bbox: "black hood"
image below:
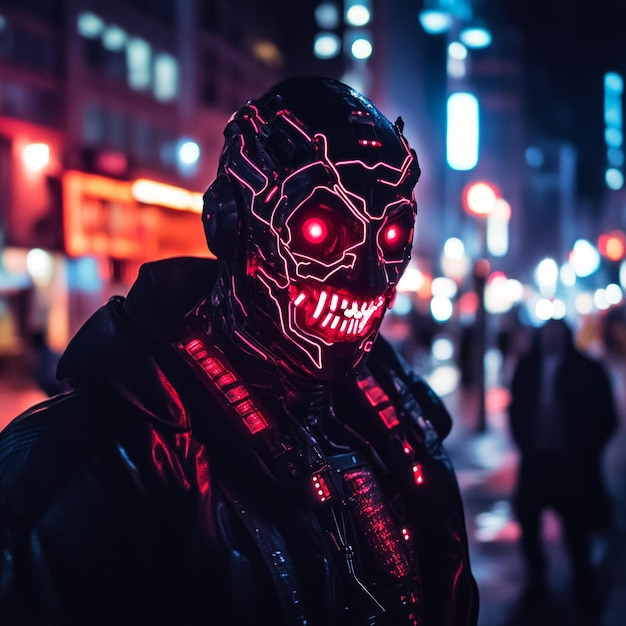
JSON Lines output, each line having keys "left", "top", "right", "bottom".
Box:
{"left": 57, "top": 257, "right": 219, "bottom": 431}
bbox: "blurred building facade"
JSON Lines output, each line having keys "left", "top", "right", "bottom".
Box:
{"left": 0, "top": 0, "right": 623, "bottom": 368}
{"left": 0, "top": 0, "right": 318, "bottom": 356}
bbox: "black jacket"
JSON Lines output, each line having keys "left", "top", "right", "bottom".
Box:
{"left": 508, "top": 342, "right": 617, "bottom": 457}
{"left": 0, "top": 257, "right": 478, "bottom": 625}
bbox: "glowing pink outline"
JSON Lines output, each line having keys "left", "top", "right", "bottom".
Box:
{"left": 229, "top": 106, "right": 415, "bottom": 372}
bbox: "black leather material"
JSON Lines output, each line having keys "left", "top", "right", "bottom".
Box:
{"left": 0, "top": 257, "right": 478, "bottom": 625}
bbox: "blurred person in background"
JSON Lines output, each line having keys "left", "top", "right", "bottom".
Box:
{"left": 0, "top": 77, "right": 478, "bottom": 625}
{"left": 508, "top": 317, "right": 618, "bottom": 613}
{"left": 29, "top": 329, "right": 71, "bottom": 397}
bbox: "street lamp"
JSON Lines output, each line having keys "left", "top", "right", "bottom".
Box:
{"left": 462, "top": 180, "right": 499, "bottom": 215}
{"left": 462, "top": 180, "right": 501, "bottom": 433}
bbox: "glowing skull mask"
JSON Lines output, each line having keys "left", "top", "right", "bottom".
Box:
{"left": 207, "top": 78, "right": 420, "bottom": 381}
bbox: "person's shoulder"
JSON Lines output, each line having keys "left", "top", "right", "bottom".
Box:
{"left": 0, "top": 391, "right": 106, "bottom": 501}
{"left": 370, "top": 335, "right": 452, "bottom": 440}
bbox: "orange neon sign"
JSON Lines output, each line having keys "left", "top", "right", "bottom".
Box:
{"left": 62, "top": 171, "right": 211, "bottom": 260}
{"left": 131, "top": 179, "right": 203, "bottom": 213}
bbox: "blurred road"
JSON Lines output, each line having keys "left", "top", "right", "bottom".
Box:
{"left": 1, "top": 356, "right": 625, "bottom": 626}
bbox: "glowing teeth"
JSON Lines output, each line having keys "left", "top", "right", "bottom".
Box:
{"left": 312, "top": 290, "right": 328, "bottom": 319}
{"left": 293, "top": 289, "right": 385, "bottom": 339}
{"left": 344, "top": 302, "right": 362, "bottom": 319}
{"left": 321, "top": 312, "right": 334, "bottom": 328}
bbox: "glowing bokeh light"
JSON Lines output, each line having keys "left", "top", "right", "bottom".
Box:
{"left": 350, "top": 37, "right": 372, "bottom": 59}
{"left": 77, "top": 12, "right": 104, "bottom": 38}
{"left": 534, "top": 258, "right": 558, "bottom": 296}
{"left": 346, "top": 4, "right": 371, "bottom": 27}
{"left": 444, "top": 237, "right": 465, "bottom": 259}
{"left": 552, "top": 299, "right": 567, "bottom": 319}
{"left": 22, "top": 143, "right": 50, "bottom": 171}
{"left": 178, "top": 140, "right": 200, "bottom": 165}
{"left": 391, "top": 293, "right": 412, "bottom": 315}
{"left": 535, "top": 298, "right": 554, "bottom": 321}
{"left": 594, "top": 289, "right": 610, "bottom": 310}
{"left": 570, "top": 239, "right": 601, "bottom": 277}
{"left": 26, "top": 248, "right": 53, "bottom": 285}
{"left": 560, "top": 263, "right": 577, "bottom": 287}
{"left": 605, "top": 283, "right": 623, "bottom": 305}
{"left": 431, "top": 276, "right": 457, "bottom": 299}
{"left": 459, "top": 25, "right": 492, "bottom": 49}
{"left": 314, "top": 33, "right": 341, "bottom": 58}
{"left": 418, "top": 9, "right": 453, "bottom": 34}
{"left": 315, "top": 3, "right": 340, "bottom": 29}
{"left": 432, "top": 336, "right": 455, "bottom": 361}
{"left": 431, "top": 296, "right": 453, "bottom": 322}
{"left": 397, "top": 266, "right": 425, "bottom": 293}
{"left": 463, "top": 181, "right": 498, "bottom": 215}
{"left": 575, "top": 292, "right": 594, "bottom": 315}
{"left": 448, "top": 42, "right": 467, "bottom": 60}
{"left": 605, "top": 168, "right": 624, "bottom": 190}
{"left": 447, "top": 93, "right": 479, "bottom": 171}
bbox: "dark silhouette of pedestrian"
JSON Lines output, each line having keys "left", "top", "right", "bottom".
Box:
{"left": 30, "top": 330, "right": 71, "bottom": 397}
{"left": 507, "top": 318, "right": 618, "bottom": 612}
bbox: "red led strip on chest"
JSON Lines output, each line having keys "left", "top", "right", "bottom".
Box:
{"left": 182, "top": 338, "right": 269, "bottom": 435}
{"left": 357, "top": 373, "right": 424, "bottom": 486}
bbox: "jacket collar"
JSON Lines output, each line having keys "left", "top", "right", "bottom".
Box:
{"left": 58, "top": 257, "right": 220, "bottom": 432}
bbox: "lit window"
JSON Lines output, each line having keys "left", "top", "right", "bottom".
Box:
{"left": 346, "top": 2, "right": 371, "bottom": 27}
{"left": 606, "top": 167, "right": 624, "bottom": 190}
{"left": 77, "top": 12, "right": 104, "bottom": 39}
{"left": 127, "top": 37, "right": 151, "bottom": 91}
{"left": 314, "top": 33, "right": 340, "bottom": 59}
{"left": 350, "top": 37, "right": 372, "bottom": 60}
{"left": 82, "top": 102, "right": 104, "bottom": 143}
{"left": 315, "top": 3, "right": 340, "bottom": 29}
{"left": 154, "top": 52, "right": 178, "bottom": 101}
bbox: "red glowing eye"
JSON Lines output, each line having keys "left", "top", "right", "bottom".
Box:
{"left": 385, "top": 226, "right": 399, "bottom": 243}
{"left": 383, "top": 224, "right": 401, "bottom": 246}
{"left": 302, "top": 217, "right": 328, "bottom": 244}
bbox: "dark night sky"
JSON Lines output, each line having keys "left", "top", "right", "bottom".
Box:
{"left": 496, "top": 0, "right": 626, "bottom": 202}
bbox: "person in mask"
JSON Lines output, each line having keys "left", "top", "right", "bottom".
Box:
{"left": 0, "top": 77, "right": 478, "bottom": 626}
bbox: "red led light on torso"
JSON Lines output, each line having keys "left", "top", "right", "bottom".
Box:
{"left": 412, "top": 464, "right": 424, "bottom": 485}
{"left": 312, "top": 473, "right": 332, "bottom": 502}
{"left": 181, "top": 338, "right": 269, "bottom": 435}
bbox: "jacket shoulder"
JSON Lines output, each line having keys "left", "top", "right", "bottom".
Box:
{"left": 370, "top": 335, "right": 453, "bottom": 440}
{"left": 0, "top": 392, "right": 93, "bottom": 485}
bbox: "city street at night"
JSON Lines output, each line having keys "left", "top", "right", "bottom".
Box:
{"left": 2, "top": 1, "right": 626, "bottom": 623}
{"left": 2, "top": 353, "right": 625, "bottom": 626}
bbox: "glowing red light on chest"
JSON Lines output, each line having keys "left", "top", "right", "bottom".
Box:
{"left": 312, "top": 473, "right": 332, "bottom": 502}
{"left": 343, "top": 467, "right": 411, "bottom": 580}
{"left": 412, "top": 464, "right": 424, "bottom": 485}
{"left": 356, "top": 375, "right": 400, "bottom": 429}
{"left": 182, "top": 338, "right": 269, "bottom": 435}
